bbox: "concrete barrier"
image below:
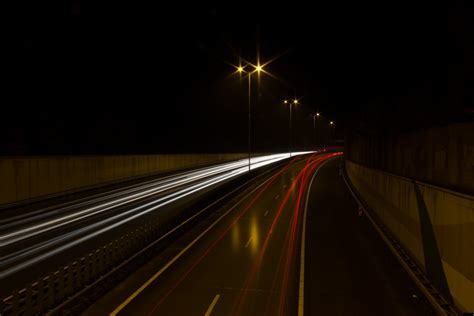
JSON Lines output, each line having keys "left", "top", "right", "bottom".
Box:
{"left": 346, "top": 160, "right": 474, "bottom": 313}
{"left": 0, "top": 154, "right": 249, "bottom": 208}
{"left": 345, "top": 122, "right": 474, "bottom": 194}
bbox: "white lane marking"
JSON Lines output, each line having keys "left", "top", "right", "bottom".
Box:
{"left": 298, "top": 157, "right": 337, "bottom": 316}
{"left": 110, "top": 167, "right": 281, "bottom": 316}
{"left": 275, "top": 194, "right": 280, "bottom": 200}
{"left": 205, "top": 294, "right": 220, "bottom": 316}
{"left": 245, "top": 237, "right": 253, "bottom": 248}
{"left": 264, "top": 210, "right": 269, "bottom": 217}
{"left": 283, "top": 184, "right": 287, "bottom": 189}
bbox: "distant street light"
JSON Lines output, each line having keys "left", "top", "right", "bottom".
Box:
{"left": 312, "top": 113, "right": 321, "bottom": 148}
{"left": 284, "top": 98, "right": 298, "bottom": 157}
{"left": 329, "top": 121, "right": 335, "bottom": 144}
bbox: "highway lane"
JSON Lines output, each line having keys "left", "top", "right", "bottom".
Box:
{"left": 304, "top": 159, "right": 435, "bottom": 315}
{"left": 86, "top": 152, "right": 435, "bottom": 316}
{"left": 86, "top": 152, "right": 341, "bottom": 315}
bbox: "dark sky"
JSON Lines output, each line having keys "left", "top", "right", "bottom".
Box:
{"left": 3, "top": 2, "right": 473, "bottom": 155}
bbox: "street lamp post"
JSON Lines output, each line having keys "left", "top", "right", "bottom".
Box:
{"left": 313, "top": 112, "right": 320, "bottom": 149}
{"left": 247, "top": 71, "right": 251, "bottom": 171}
{"left": 284, "top": 99, "right": 298, "bottom": 157}
{"left": 329, "top": 121, "right": 335, "bottom": 144}
{"left": 238, "top": 65, "right": 262, "bottom": 171}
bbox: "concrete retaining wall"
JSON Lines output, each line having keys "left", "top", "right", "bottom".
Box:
{"left": 345, "top": 122, "right": 474, "bottom": 194}
{"left": 346, "top": 160, "right": 474, "bottom": 312}
{"left": 0, "top": 154, "right": 248, "bottom": 207}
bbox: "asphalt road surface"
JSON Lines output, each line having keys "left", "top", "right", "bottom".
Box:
{"left": 86, "top": 153, "right": 434, "bottom": 316}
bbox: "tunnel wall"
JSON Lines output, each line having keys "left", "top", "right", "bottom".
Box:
{"left": 0, "top": 154, "right": 248, "bottom": 208}
{"left": 346, "top": 160, "right": 474, "bottom": 312}
{"left": 345, "top": 122, "right": 474, "bottom": 195}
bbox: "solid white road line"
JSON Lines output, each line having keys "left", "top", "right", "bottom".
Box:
{"left": 205, "top": 294, "right": 220, "bottom": 316}
{"left": 298, "top": 157, "right": 337, "bottom": 316}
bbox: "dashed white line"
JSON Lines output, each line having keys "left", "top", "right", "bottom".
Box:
{"left": 245, "top": 237, "right": 253, "bottom": 248}
{"left": 275, "top": 194, "right": 280, "bottom": 200}
{"left": 110, "top": 171, "right": 278, "bottom": 316}
{"left": 205, "top": 294, "right": 220, "bottom": 316}
{"left": 264, "top": 210, "right": 269, "bottom": 217}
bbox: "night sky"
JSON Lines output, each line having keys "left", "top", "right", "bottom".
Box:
{"left": 4, "top": 2, "right": 473, "bottom": 155}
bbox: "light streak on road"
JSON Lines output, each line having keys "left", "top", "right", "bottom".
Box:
{"left": 0, "top": 152, "right": 311, "bottom": 279}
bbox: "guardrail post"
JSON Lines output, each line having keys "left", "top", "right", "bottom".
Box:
{"left": 84, "top": 255, "right": 91, "bottom": 284}
{"left": 65, "top": 265, "right": 74, "bottom": 296}
{"left": 47, "top": 275, "right": 55, "bottom": 308}
{"left": 24, "top": 283, "right": 33, "bottom": 315}
{"left": 57, "top": 268, "right": 65, "bottom": 302}
{"left": 90, "top": 252, "right": 97, "bottom": 279}
{"left": 111, "top": 240, "right": 117, "bottom": 264}
{"left": 11, "top": 289, "right": 20, "bottom": 315}
{"left": 37, "top": 277, "right": 45, "bottom": 312}
{"left": 104, "top": 244, "right": 111, "bottom": 269}
{"left": 97, "top": 248, "right": 104, "bottom": 275}
{"left": 77, "top": 259, "right": 84, "bottom": 289}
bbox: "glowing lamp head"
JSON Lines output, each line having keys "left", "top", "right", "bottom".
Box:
{"left": 237, "top": 66, "right": 244, "bottom": 72}
{"left": 330, "top": 121, "right": 334, "bottom": 125}
{"left": 316, "top": 113, "right": 320, "bottom": 117}
{"left": 255, "top": 65, "right": 262, "bottom": 72}
{"left": 293, "top": 99, "right": 298, "bottom": 105}
{"left": 283, "top": 100, "right": 288, "bottom": 104}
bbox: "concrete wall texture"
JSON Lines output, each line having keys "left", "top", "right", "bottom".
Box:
{"left": 0, "top": 154, "right": 248, "bottom": 207}
{"left": 345, "top": 122, "right": 474, "bottom": 194}
{"left": 346, "top": 160, "right": 474, "bottom": 312}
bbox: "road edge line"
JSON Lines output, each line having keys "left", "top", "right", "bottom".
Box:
{"left": 341, "top": 162, "right": 456, "bottom": 316}
{"left": 297, "top": 156, "right": 338, "bottom": 316}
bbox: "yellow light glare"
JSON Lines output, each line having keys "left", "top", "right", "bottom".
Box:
{"left": 283, "top": 100, "right": 288, "bottom": 104}
{"left": 255, "top": 65, "right": 262, "bottom": 72}
{"left": 316, "top": 113, "right": 320, "bottom": 117}
{"left": 330, "top": 121, "right": 334, "bottom": 125}
{"left": 237, "top": 67, "right": 244, "bottom": 72}
{"left": 293, "top": 99, "right": 298, "bottom": 104}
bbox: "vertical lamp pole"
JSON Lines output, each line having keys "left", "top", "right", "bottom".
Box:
{"left": 313, "top": 112, "right": 320, "bottom": 149}
{"left": 248, "top": 72, "right": 251, "bottom": 171}
{"left": 330, "top": 121, "right": 335, "bottom": 144}
{"left": 238, "top": 65, "right": 262, "bottom": 171}
{"left": 284, "top": 99, "right": 298, "bottom": 157}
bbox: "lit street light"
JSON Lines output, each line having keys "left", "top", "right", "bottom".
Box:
{"left": 284, "top": 98, "right": 298, "bottom": 157}
{"left": 234, "top": 63, "right": 265, "bottom": 171}
{"left": 312, "top": 113, "right": 321, "bottom": 148}
{"left": 329, "top": 121, "right": 335, "bottom": 144}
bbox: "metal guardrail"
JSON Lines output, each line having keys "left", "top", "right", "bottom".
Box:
{"left": 1, "top": 215, "right": 164, "bottom": 315}
{"left": 341, "top": 163, "right": 461, "bottom": 316}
